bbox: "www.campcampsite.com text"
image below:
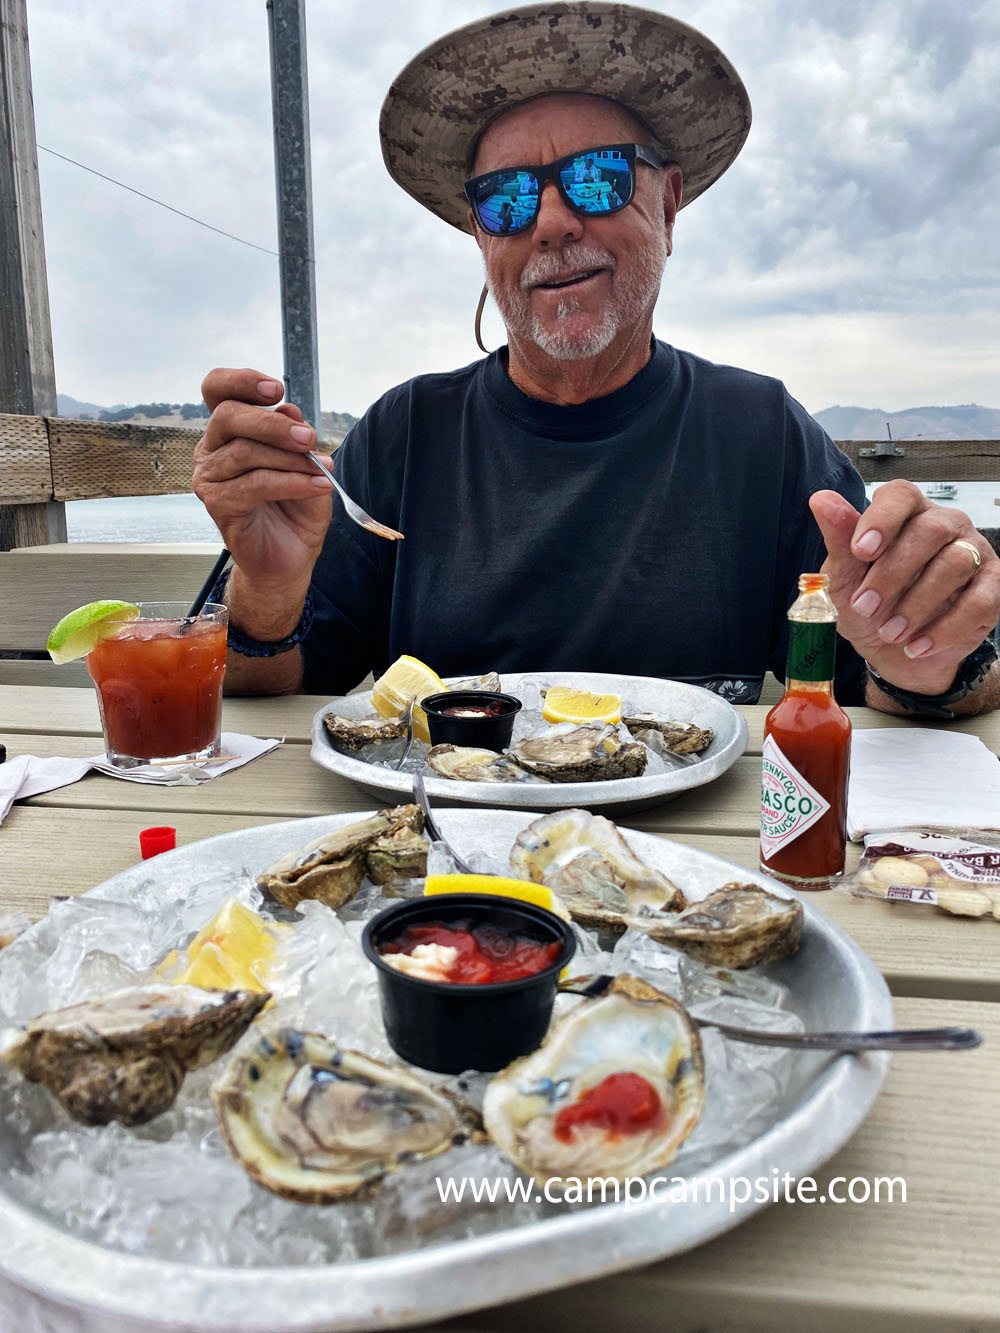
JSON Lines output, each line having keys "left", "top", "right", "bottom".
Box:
{"left": 435, "top": 1171, "right": 907, "bottom": 1211}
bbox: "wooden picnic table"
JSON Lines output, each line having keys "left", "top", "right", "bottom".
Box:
{"left": 1, "top": 684, "right": 998, "bottom": 1330}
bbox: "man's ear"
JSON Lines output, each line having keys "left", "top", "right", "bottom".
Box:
{"left": 662, "top": 165, "right": 683, "bottom": 254}
{"left": 468, "top": 209, "right": 486, "bottom": 250}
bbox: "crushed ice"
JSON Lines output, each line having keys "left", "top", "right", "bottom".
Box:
{"left": 0, "top": 837, "right": 803, "bottom": 1267}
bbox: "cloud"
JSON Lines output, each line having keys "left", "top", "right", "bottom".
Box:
{"left": 23, "top": 0, "right": 1000, "bottom": 414}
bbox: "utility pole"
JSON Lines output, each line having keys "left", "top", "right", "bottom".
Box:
{"left": 0, "top": 0, "right": 66, "bottom": 547}
{"left": 267, "top": 0, "right": 322, "bottom": 435}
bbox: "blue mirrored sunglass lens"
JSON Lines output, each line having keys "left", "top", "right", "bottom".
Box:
{"left": 474, "top": 172, "right": 538, "bottom": 233}
{"left": 559, "top": 150, "right": 633, "bottom": 213}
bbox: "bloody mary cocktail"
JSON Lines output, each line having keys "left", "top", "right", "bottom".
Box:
{"left": 87, "top": 602, "right": 227, "bottom": 766}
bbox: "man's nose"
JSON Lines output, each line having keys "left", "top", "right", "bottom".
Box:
{"left": 532, "top": 181, "right": 584, "bottom": 245}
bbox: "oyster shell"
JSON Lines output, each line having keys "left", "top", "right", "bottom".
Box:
{"left": 322, "top": 712, "right": 407, "bottom": 751}
{"left": 509, "top": 809, "right": 686, "bottom": 929}
{"left": 511, "top": 723, "right": 647, "bottom": 783}
{"left": 212, "top": 1030, "right": 480, "bottom": 1203}
{"left": 257, "top": 805, "right": 426, "bottom": 909}
{"left": 0, "top": 984, "right": 268, "bottom": 1126}
{"left": 366, "top": 824, "right": 430, "bottom": 884}
{"left": 483, "top": 974, "right": 703, "bottom": 1186}
{"left": 448, "top": 672, "right": 502, "bottom": 693}
{"left": 622, "top": 714, "right": 714, "bottom": 755}
{"left": 426, "top": 744, "right": 535, "bottom": 784}
{"left": 636, "top": 883, "right": 804, "bottom": 968}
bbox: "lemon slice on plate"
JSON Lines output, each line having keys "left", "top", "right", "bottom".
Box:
{"left": 425, "top": 873, "right": 572, "bottom": 922}
{"left": 157, "top": 897, "right": 288, "bottom": 994}
{"left": 46, "top": 600, "right": 140, "bottom": 664}
{"left": 371, "top": 654, "right": 445, "bottom": 743}
{"left": 541, "top": 686, "right": 622, "bottom": 725}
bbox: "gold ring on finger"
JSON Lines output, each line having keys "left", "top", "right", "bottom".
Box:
{"left": 951, "top": 538, "right": 982, "bottom": 576}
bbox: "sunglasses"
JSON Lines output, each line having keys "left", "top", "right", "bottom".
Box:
{"left": 464, "top": 143, "right": 664, "bottom": 237}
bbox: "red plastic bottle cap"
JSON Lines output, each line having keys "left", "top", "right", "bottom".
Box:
{"left": 140, "top": 826, "right": 177, "bottom": 859}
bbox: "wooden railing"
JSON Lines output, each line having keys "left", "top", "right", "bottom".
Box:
{"left": 2, "top": 411, "right": 999, "bottom": 549}
{"left": 838, "top": 439, "right": 1000, "bottom": 486}
{"left": 0, "top": 412, "right": 342, "bottom": 549}
{"left": 1, "top": 414, "right": 998, "bottom": 686}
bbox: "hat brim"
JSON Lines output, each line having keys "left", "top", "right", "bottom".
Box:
{"left": 380, "top": 2, "right": 751, "bottom": 233}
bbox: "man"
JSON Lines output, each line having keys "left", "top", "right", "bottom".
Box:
{"left": 574, "top": 155, "right": 601, "bottom": 183}
{"left": 193, "top": 3, "right": 1000, "bottom": 718}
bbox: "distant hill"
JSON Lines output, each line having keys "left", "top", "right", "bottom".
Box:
{"left": 56, "top": 393, "right": 106, "bottom": 418}
{"left": 815, "top": 404, "right": 1000, "bottom": 441}
{"left": 56, "top": 395, "right": 358, "bottom": 444}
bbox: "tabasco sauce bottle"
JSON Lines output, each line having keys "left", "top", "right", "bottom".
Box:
{"left": 760, "top": 573, "right": 851, "bottom": 888}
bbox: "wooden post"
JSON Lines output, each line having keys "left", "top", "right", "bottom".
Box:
{"left": 0, "top": 0, "right": 66, "bottom": 546}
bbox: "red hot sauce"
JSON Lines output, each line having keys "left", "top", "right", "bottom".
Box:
{"left": 760, "top": 573, "right": 851, "bottom": 888}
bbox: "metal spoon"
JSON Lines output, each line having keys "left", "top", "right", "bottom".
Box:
{"left": 557, "top": 975, "right": 981, "bottom": 1051}
{"left": 412, "top": 773, "right": 477, "bottom": 875}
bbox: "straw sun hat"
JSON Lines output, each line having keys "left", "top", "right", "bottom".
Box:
{"left": 380, "top": 2, "right": 752, "bottom": 234}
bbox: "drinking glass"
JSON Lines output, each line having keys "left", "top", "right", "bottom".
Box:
{"left": 86, "top": 602, "right": 228, "bottom": 768}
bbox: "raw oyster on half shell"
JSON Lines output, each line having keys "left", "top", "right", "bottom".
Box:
{"left": 622, "top": 714, "right": 714, "bottom": 755}
{"left": 636, "top": 883, "right": 804, "bottom": 969}
{"left": 483, "top": 974, "right": 703, "bottom": 1186}
{"left": 212, "top": 1029, "right": 480, "bottom": 1203}
{"left": 448, "top": 672, "right": 502, "bottom": 694}
{"left": 257, "top": 805, "right": 427, "bottom": 909}
{"left": 322, "top": 713, "right": 407, "bottom": 751}
{"left": 511, "top": 723, "right": 647, "bottom": 783}
{"left": 426, "top": 744, "right": 536, "bottom": 784}
{"left": 509, "top": 809, "right": 686, "bottom": 929}
{"left": 0, "top": 984, "right": 268, "bottom": 1126}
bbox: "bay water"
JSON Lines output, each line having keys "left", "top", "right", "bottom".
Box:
{"left": 66, "top": 482, "right": 1000, "bottom": 543}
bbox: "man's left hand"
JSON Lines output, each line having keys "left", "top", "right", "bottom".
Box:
{"left": 809, "top": 480, "right": 1000, "bottom": 695}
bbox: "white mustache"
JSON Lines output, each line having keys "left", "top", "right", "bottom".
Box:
{"left": 519, "top": 246, "right": 616, "bottom": 290}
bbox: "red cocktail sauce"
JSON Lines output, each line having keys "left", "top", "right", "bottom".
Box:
{"left": 553, "top": 1072, "right": 664, "bottom": 1142}
{"left": 441, "top": 700, "right": 507, "bottom": 718}
{"left": 381, "top": 921, "right": 561, "bottom": 984}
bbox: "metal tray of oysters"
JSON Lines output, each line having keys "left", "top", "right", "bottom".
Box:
{"left": 311, "top": 670, "right": 750, "bottom": 812}
{"left": 0, "top": 806, "right": 891, "bottom": 1332}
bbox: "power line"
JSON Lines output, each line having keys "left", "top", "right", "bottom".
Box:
{"left": 36, "top": 144, "right": 281, "bottom": 257}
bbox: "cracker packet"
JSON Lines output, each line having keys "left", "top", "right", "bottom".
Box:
{"left": 844, "top": 830, "right": 1000, "bottom": 919}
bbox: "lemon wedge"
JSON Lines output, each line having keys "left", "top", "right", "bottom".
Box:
{"left": 371, "top": 654, "right": 445, "bottom": 743}
{"left": 425, "top": 873, "right": 572, "bottom": 922}
{"left": 541, "top": 686, "right": 622, "bottom": 725}
{"left": 46, "top": 600, "right": 140, "bottom": 664}
{"left": 157, "top": 897, "right": 289, "bottom": 993}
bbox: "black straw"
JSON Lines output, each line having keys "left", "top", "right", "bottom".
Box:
{"left": 188, "top": 547, "right": 231, "bottom": 617}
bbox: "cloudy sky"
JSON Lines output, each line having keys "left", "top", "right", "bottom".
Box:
{"left": 23, "top": 0, "right": 1000, "bottom": 419}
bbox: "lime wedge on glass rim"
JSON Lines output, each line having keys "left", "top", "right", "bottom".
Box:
{"left": 46, "top": 600, "right": 141, "bottom": 664}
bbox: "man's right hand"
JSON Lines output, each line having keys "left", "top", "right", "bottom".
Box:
{"left": 193, "top": 368, "right": 334, "bottom": 592}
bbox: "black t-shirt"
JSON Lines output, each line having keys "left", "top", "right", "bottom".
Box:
{"left": 302, "top": 341, "right": 868, "bottom": 703}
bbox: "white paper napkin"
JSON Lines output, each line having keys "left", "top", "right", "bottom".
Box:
{"left": 0, "top": 732, "right": 282, "bottom": 826}
{"left": 847, "top": 728, "right": 1000, "bottom": 840}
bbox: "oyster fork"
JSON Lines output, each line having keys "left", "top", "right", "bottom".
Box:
{"left": 308, "top": 451, "right": 404, "bottom": 542}
{"left": 557, "top": 976, "right": 981, "bottom": 1051}
{"left": 412, "top": 774, "right": 477, "bottom": 875}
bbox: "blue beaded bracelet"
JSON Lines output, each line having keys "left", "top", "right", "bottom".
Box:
{"left": 207, "top": 566, "right": 315, "bottom": 657}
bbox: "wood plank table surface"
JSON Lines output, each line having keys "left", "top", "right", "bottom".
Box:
{"left": 1, "top": 686, "right": 998, "bottom": 1331}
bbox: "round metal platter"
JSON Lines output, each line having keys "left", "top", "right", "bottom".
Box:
{"left": 310, "top": 671, "right": 750, "bottom": 812}
{"left": 0, "top": 809, "right": 891, "bottom": 1333}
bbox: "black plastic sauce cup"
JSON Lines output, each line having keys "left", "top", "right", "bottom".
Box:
{"left": 361, "top": 893, "right": 576, "bottom": 1073}
{"left": 420, "top": 691, "right": 522, "bottom": 750}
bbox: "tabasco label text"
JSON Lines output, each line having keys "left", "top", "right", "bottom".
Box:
{"left": 760, "top": 734, "right": 831, "bottom": 860}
